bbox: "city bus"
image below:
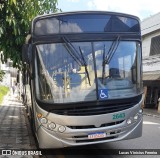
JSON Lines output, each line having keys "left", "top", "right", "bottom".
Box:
{"left": 22, "top": 11, "right": 143, "bottom": 149}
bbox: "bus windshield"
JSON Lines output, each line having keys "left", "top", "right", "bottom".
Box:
{"left": 35, "top": 40, "right": 141, "bottom": 103}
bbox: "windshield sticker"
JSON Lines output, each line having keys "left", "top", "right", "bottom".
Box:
{"left": 98, "top": 89, "right": 108, "bottom": 100}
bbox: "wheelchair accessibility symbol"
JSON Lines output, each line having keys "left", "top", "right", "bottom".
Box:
{"left": 98, "top": 89, "right": 108, "bottom": 100}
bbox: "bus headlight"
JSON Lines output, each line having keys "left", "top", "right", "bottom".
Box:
{"left": 48, "top": 123, "right": 56, "bottom": 130}
{"left": 40, "top": 117, "right": 48, "bottom": 124}
{"left": 139, "top": 109, "right": 143, "bottom": 114}
{"left": 58, "top": 126, "right": 66, "bottom": 133}
{"left": 134, "top": 114, "right": 138, "bottom": 120}
{"left": 127, "top": 119, "right": 132, "bottom": 125}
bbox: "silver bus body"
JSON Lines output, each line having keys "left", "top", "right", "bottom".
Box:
{"left": 22, "top": 11, "right": 143, "bottom": 149}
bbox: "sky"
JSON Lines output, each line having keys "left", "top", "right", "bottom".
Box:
{"left": 57, "top": 0, "right": 160, "bottom": 21}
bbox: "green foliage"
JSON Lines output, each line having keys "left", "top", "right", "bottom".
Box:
{"left": 0, "top": 70, "right": 5, "bottom": 82}
{"left": 0, "top": 85, "right": 9, "bottom": 104}
{"left": 0, "top": 0, "right": 59, "bottom": 68}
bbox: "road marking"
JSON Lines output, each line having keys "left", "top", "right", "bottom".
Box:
{"left": 143, "top": 121, "right": 160, "bottom": 125}
{"left": 8, "top": 115, "right": 19, "bottom": 119}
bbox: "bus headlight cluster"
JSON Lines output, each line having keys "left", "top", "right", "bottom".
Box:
{"left": 37, "top": 113, "right": 66, "bottom": 132}
{"left": 127, "top": 114, "right": 138, "bottom": 124}
{"left": 40, "top": 117, "right": 57, "bottom": 130}
{"left": 133, "top": 108, "right": 143, "bottom": 121}
{"left": 127, "top": 110, "right": 142, "bottom": 125}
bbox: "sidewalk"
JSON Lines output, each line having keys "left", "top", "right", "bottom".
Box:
{"left": 0, "top": 92, "right": 37, "bottom": 158}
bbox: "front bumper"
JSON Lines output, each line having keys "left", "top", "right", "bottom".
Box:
{"left": 36, "top": 106, "right": 143, "bottom": 148}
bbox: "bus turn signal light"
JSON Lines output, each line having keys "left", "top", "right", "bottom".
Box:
{"left": 37, "top": 113, "right": 42, "bottom": 118}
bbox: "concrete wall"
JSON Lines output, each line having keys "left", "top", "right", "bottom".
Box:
{"left": 141, "top": 12, "right": 160, "bottom": 58}
{"left": 142, "top": 30, "right": 160, "bottom": 58}
{"left": 141, "top": 12, "right": 160, "bottom": 36}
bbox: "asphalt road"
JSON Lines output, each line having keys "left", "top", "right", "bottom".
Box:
{"left": 41, "top": 115, "right": 160, "bottom": 158}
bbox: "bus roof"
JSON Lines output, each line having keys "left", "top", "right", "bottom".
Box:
{"left": 32, "top": 11, "right": 141, "bottom": 37}
{"left": 33, "top": 11, "right": 140, "bottom": 21}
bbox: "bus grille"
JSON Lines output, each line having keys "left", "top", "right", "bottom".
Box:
{"left": 67, "top": 120, "right": 124, "bottom": 129}
{"left": 53, "top": 102, "right": 135, "bottom": 116}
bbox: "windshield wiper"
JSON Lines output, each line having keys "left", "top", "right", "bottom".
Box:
{"left": 103, "top": 36, "right": 120, "bottom": 65}
{"left": 102, "top": 45, "right": 106, "bottom": 84}
{"left": 62, "top": 36, "right": 91, "bottom": 86}
{"left": 62, "top": 36, "right": 82, "bottom": 66}
{"left": 79, "top": 47, "right": 91, "bottom": 86}
{"left": 102, "top": 36, "right": 120, "bottom": 82}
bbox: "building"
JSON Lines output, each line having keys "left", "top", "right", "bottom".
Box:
{"left": 0, "top": 52, "right": 18, "bottom": 87}
{"left": 142, "top": 12, "right": 160, "bottom": 109}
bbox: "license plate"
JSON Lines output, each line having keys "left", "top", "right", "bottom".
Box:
{"left": 88, "top": 132, "right": 106, "bottom": 139}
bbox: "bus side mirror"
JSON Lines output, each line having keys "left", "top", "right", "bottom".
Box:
{"left": 22, "top": 44, "right": 31, "bottom": 64}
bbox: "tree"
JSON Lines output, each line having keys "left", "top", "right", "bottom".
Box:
{"left": 0, "top": 0, "right": 58, "bottom": 68}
